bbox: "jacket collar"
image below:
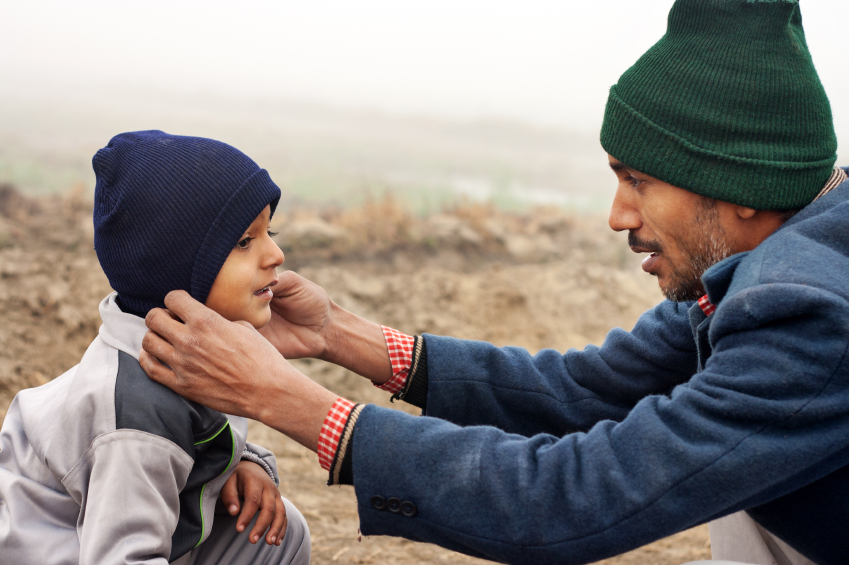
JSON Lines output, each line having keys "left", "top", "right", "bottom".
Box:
{"left": 699, "top": 169, "right": 848, "bottom": 310}
{"left": 98, "top": 292, "right": 148, "bottom": 361}
{"left": 700, "top": 252, "right": 748, "bottom": 307}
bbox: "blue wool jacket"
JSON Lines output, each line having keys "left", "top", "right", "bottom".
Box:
{"left": 349, "top": 172, "right": 849, "bottom": 564}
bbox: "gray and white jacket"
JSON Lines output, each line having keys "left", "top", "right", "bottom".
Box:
{"left": 0, "top": 293, "right": 279, "bottom": 565}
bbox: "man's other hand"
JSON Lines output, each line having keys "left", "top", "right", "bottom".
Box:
{"left": 259, "top": 271, "right": 394, "bottom": 385}
{"left": 258, "top": 271, "right": 334, "bottom": 360}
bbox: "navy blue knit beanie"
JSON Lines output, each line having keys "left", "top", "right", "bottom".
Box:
{"left": 93, "top": 130, "right": 281, "bottom": 317}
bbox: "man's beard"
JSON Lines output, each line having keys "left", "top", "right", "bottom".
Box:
{"left": 629, "top": 198, "right": 734, "bottom": 302}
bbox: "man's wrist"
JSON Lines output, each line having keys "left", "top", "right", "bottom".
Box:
{"left": 317, "top": 303, "right": 393, "bottom": 384}
{"left": 255, "top": 365, "right": 339, "bottom": 452}
{"left": 316, "top": 301, "right": 350, "bottom": 365}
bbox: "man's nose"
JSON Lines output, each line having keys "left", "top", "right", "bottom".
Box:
{"left": 608, "top": 186, "right": 641, "bottom": 233}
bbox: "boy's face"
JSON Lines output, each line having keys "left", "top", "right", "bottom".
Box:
{"left": 205, "top": 205, "right": 284, "bottom": 328}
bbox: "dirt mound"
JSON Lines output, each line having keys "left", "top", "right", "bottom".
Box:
{"left": 0, "top": 186, "right": 709, "bottom": 564}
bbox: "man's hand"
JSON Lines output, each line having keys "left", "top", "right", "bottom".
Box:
{"left": 140, "top": 290, "right": 338, "bottom": 450}
{"left": 260, "top": 271, "right": 395, "bottom": 384}
{"left": 258, "top": 271, "right": 334, "bottom": 359}
{"left": 221, "top": 461, "right": 287, "bottom": 546}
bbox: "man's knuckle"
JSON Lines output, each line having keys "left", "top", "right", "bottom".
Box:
{"left": 181, "top": 333, "right": 202, "bottom": 355}
{"left": 141, "top": 332, "right": 155, "bottom": 351}
{"left": 195, "top": 312, "right": 217, "bottom": 332}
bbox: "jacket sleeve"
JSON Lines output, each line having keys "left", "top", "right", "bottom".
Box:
{"left": 241, "top": 442, "right": 280, "bottom": 486}
{"left": 71, "top": 430, "right": 194, "bottom": 565}
{"left": 421, "top": 299, "right": 698, "bottom": 436}
{"left": 351, "top": 284, "right": 849, "bottom": 565}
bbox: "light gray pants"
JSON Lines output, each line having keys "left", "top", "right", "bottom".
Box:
{"left": 172, "top": 496, "right": 310, "bottom": 565}
{"left": 704, "top": 511, "right": 815, "bottom": 565}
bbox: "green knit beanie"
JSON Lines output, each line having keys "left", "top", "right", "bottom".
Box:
{"left": 600, "top": 0, "right": 837, "bottom": 210}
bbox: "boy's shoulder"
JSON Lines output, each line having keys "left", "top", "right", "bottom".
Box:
{"left": 114, "top": 349, "right": 230, "bottom": 458}
{"left": 96, "top": 292, "right": 237, "bottom": 457}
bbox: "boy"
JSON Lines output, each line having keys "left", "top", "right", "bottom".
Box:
{"left": 0, "top": 131, "right": 310, "bottom": 564}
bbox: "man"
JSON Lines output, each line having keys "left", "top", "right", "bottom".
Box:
{"left": 141, "top": 1, "right": 849, "bottom": 563}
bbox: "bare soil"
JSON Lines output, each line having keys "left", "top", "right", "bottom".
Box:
{"left": 0, "top": 187, "right": 711, "bottom": 564}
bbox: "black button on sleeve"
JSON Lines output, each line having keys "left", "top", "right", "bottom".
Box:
{"left": 400, "top": 501, "right": 418, "bottom": 517}
{"left": 371, "top": 495, "right": 386, "bottom": 511}
{"left": 387, "top": 497, "right": 402, "bottom": 513}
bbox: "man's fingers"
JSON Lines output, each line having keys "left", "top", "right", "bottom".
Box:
{"left": 267, "top": 497, "right": 288, "bottom": 545}
{"left": 271, "top": 270, "right": 304, "bottom": 297}
{"left": 249, "top": 488, "right": 278, "bottom": 544}
{"left": 163, "top": 289, "right": 219, "bottom": 326}
{"left": 234, "top": 320, "right": 257, "bottom": 332}
{"left": 219, "top": 474, "right": 241, "bottom": 516}
{"left": 140, "top": 331, "right": 178, "bottom": 368}
{"left": 138, "top": 349, "right": 179, "bottom": 388}
{"left": 158, "top": 308, "right": 182, "bottom": 322}
{"left": 144, "top": 306, "right": 188, "bottom": 341}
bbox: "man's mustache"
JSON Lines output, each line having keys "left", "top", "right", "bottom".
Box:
{"left": 628, "top": 231, "right": 663, "bottom": 254}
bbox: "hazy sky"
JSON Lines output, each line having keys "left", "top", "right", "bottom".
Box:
{"left": 2, "top": 0, "right": 848, "bottom": 139}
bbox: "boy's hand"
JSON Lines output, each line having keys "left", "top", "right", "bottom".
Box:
{"left": 220, "top": 461, "right": 287, "bottom": 545}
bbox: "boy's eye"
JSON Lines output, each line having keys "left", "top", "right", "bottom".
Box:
{"left": 236, "top": 236, "right": 254, "bottom": 249}
{"left": 267, "top": 230, "right": 278, "bottom": 237}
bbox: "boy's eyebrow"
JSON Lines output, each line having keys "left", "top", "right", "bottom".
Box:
{"left": 608, "top": 161, "right": 629, "bottom": 173}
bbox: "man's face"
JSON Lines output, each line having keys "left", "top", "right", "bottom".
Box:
{"left": 607, "top": 155, "right": 734, "bottom": 302}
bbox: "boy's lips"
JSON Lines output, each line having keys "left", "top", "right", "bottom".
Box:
{"left": 253, "top": 279, "right": 278, "bottom": 299}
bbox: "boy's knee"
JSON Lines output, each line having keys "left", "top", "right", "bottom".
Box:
{"left": 278, "top": 496, "right": 310, "bottom": 565}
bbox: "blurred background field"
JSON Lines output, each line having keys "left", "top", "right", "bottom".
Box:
{"left": 2, "top": 1, "right": 849, "bottom": 563}
{"left": 0, "top": 184, "right": 716, "bottom": 564}
{"left": 0, "top": 88, "right": 611, "bottom": 212}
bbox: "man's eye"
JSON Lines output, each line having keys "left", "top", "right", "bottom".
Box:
{"left": 626, "top": 175, "right": 644, "bottom": 188}
{"left": 267, "top": 230, "right": 278, "bottom": 237}
{"left": 236, "top": 237, "right": 253, "bottom": 249}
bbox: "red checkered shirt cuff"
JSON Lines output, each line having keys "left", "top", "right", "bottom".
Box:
{"left": 378, "top": 326, "right": 415, "bottom": 394}
{"left": 317, "top": 397, "right": 356, "bottom": 471}
{"left": 698, "top": 294, "right": 717, "bottom": 316}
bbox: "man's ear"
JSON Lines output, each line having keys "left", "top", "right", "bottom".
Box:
{"left": 734, "top": 205, "right": 757, "bottom": 220}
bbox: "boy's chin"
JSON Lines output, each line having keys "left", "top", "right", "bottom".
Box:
{"left": 251, "top": 308, "right": 273, "bottom": 330}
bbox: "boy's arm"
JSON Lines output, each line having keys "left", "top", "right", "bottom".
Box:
{"left": 70, "top": 430, "right": 194, "bottom": 565}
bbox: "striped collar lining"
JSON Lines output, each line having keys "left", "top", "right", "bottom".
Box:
{"left": 814, "top": 167, "right": 847, "bottom": 202}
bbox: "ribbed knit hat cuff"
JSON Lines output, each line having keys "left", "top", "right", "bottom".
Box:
{"left": 600, "top": 86, "right": 836, "bottom": 210}
{"left": 190, "top": 168, "right": 281, "bottom": 304}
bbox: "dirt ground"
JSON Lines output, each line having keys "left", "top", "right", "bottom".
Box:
{"left": 0, "top": 186, "right": 711, "bottom": 564}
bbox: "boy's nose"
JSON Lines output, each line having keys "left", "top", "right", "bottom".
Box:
{"left": 261, "top": 237, "right": 285, "bottom": 269}
{"left": 269, "top": 245, "right": 285, "bottom": 269}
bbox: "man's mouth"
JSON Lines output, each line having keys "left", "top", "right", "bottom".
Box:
{"left": 628, "top": 233, "right": 663, "bottom": 274}
{"left": 640, "top": 252, "right": 660, "bottom": 273}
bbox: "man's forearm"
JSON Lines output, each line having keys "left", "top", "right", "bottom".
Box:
{"left": 320, "top": 303, "right": 393, "bottom": 385}
{"left": 255, "top": 367, "right": 339, "bottom": 452}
